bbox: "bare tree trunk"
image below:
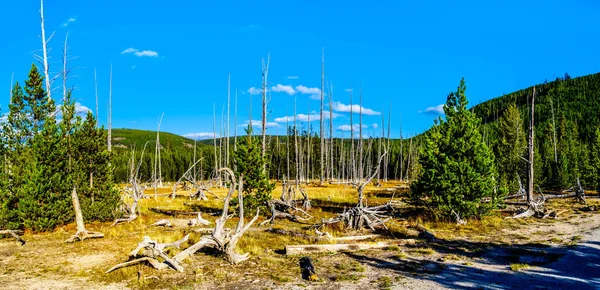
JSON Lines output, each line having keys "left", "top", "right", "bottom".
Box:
{"left": 359, "top": 86, "right": 363, "bottom": 181}
{"left": 286, "top": 117, "right": 290, "bottom": 182}
{"left": 108, "top": 64, "right": 112, "bottom": 153}
{"left": 94, "top": 68, "right": 99, "bottom": 128}
{"left": 307, "top": 100, "right": 311, "bottom": 183}
{"left": 550, "top": 95, "right": 557, "bottom": 163}
{"left": 234, "top": 89, "right": 238, "bottom": 171}
{"left": 40, "top": 0, "right": 53, "bottom": 100}
{"left": 154, "top": 113, "right": 164, "bottom": 197}
{"left": 320, "top": 48, "right": 325, "bottom": 184}
{"left": 329, "top": 82, "right": 334, "bottom": 182}
{"left": 527, "top": 87, "right": 536, "bottom": 205}
{"left": 261, "top": 54, "right": 271, "bottom": 173}
{"left": 406, "top": 135, "right": 413, "bottom": 180}
{"left": 399, "top": 116, "right": 403, "bottom": 181}
{"left": 227, "top": 74, "right": 231, "bottom": 169}
{"left": 349, "top": 90, "right": 355, "bottom": 182}
{"left": 66, "top": 187, "right": 104, "bottom": 243}
{"left": 213, "top": 104, "right": 218, "bottom": 186}
{"left": 385, "top": 105, "right": 391, "bottom": 181}
{"left": 294, "top": 95, "right": 299, "bottom": 186}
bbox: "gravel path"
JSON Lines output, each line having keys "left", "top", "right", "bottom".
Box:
{"left": 391, "top": 227, "right": 600, "bottom": 290}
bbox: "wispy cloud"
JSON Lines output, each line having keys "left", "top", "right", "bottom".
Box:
{"left": 274, "top": 112, "right": 341, "bottom": 123}
{"left": 295, "top": 85, "right": 320, "bottom": 95}
{"left": 337, "top": 124, "right": 369, "bottom": 132}
{"left": 63, "top": 17, "right": 76, "bottom": 27}
{"left": 247, "top": 87, "right": 262, "bottom": 95}
{"left": 184, "top": 132, "right": 219, "bottom": 140}
{"left": 121, "top": 47, "right": 159, "bottom": 57}
{"left": 239, "top": 24, "right": 261, "bottom": 32}
{"left": 422, "top": 104, "right": 445, "bottom": 115}
{"left": 372, "top": 123, "right": 379, "bottom": 129}
{"left": 344, "top": 88, "right": 353, "bottom": 92}
{"left": 241, "top": 119, "right": 280, "bottom": 128}
{"left": 331, "top": 101, "right": 381, "bottom": 116}
{"left": 271, "top": 84, "right": 295, "bottom": 95}
{"left": 286, "top": 76, "right": 299, "bottom": 80}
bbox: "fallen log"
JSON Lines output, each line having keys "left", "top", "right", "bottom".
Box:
{"left": 0, "top": 230, "right": 25, "bottom": 246}
{"left": 285, "top": 239, "right": 415, "bottom": 255}
{"left": 149, "top": 208, "right": 201, "bottom": 217}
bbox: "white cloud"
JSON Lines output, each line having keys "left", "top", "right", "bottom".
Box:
{"left": 271, "top": 84, "right": 295, "bottom": 95}
{"left": 331, "top": 101, "right": 381, "bottom": 116}
{"left": 121, "top": 48, "right": 159, "bottom": 57}
{"left": 286, "top": 76, "right": 299, "bottom": 80}
{"left": 75, "top": 102, "right": 91, "bottom": 115}
{"left": 63, "top": 17, "right": 76, "bottom": 27}
{"left": 184, "top": 132, "right": 219, "bottom": 140}
{"left": 247, "top": 87, "right": 262, "bottom": 95}
{"left": 372, "top": 123, "right": 378, "bottom": 129}
{"left": 344, "top": 88, "right": 353, "bottom": 92}
{"left": 423, "top": 104, "right": 445, "bottom": 115}
{"left": 337, "top": 124, "right": 368, "bottom": 132}
{"left": 275, "top": 112, "right": 341, "bottom": 123}
{"left": 295, "top": 85, "right": 320, "bottom": 95}
{"left": 241, "top": 119, "right": 280, "bottom": 128}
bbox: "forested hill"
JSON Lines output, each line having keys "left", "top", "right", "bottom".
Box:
{"left": 471, "top": 72, "right": 600, "bottom": 191}
{"left": 473, "top": 72, "right": 600, "bottom": 142}
{"left": 111, "top": 129, "right": 201, "bottom": 151}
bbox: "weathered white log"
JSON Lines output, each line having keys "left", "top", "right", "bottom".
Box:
{"left": 0, "top": 230, "right": 25, "bottom": 246}
{"left": 149, "top": 219, "right": 173, "bottom": 228}
{"left": 188, "top": 212, "right": 211, "bottom": 226}
{"left": 285, "top": 239, "right": 415, "bottom": 255}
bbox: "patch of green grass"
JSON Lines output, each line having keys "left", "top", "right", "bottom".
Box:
{"left": 510, "top": 263, "right": 530, "bottom": 271}
{"left": 268, "top": 273, "right": 292, "bottom": 283}
{"left": 377, "top": 276, "right": 393, "bottom": 289}
{"left": 572, "top": 235, "right": 583, "bottom": 242}
{"left": 393, "top": 252, "right": 408, "bottom": 259}
{"left": 384, "top": 245, "right": 400, "bottom": 251}
{"left": 410, "top": 247, "right": 435, "bottom": 255}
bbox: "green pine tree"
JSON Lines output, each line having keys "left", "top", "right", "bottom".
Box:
{"left": 411, "top": 78, "right": 499, "bottom": 220}
{"left": 232, "top": 125, "right": 274, "bottom": 213}
{"left": 73, "top": 112, "right": 120, "bottom": 221}
{"left": 495, "top": 103, "right": 526, "bottom": 192}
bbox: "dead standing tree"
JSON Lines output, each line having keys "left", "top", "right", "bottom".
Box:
{"left": 315, "top": 151, "right": 394, "bottom": 230}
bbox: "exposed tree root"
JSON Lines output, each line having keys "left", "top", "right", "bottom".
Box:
{"left": 106, "top": 235, "right": 190, "bottom": 273}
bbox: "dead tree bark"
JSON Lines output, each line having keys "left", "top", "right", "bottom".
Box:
{"left": 319, "top": 48, "right": 325, "bottom": 184}
{"left": 0, "top": 230, "right": 25, "bottom": 246}
{"left": 66, "top": 187, "right": 104, "bottom": 243}
{"left": 329, "top": 82, "right": 334, "bottom": 182}
{"left": 39, "top": 0, "right": 53, "bottom": 100}
{"left": 315, "top": 151, "right": 392, "bottom": 230}
{"left": 108, "top": 64, "right": 112, "bottom": 153}
{"left": 359, "top": 86, "right": 364, "bottom": 181}
{"left": 261, "top": 53, "right": 270, "bottom": 174}
{"left": 173, "top": 168, "right": 259, "bottom": 264}
{"left": 94, "top": 68, "right": 99, "bottom": 128}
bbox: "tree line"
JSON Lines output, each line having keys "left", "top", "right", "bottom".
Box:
{"left": 0, "top": 65, "right": 120, "bottom": 231}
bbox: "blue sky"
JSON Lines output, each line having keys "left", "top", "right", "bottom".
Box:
{"left": 1, "top": 0, "right": 599, "bottom": 139}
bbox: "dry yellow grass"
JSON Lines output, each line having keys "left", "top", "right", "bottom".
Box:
{"left": 0, "top": 180, "right": 597, "bottom": 289}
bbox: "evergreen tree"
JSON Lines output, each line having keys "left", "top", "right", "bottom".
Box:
{"left": 232, "top": 125, "right": 274, "bottom": 213}
{"left": 411, "top": 79, "right": 499, "bottom": 220}
{"left": 73, "top": 112, "right": 120, "bottom": 221}
{"left": 495, "top": 103, "right": 526, "bottom": 192}
{"left": 590, "top": 128, "right": 600, "bottom": 191}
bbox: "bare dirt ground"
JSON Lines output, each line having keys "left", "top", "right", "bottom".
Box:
{"left": 1, "top": 183, "right": 599, "bottom": 290}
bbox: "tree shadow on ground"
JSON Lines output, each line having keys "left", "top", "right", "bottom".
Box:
{"left": 343, "top": 237, "right": 600, "bottom": 289}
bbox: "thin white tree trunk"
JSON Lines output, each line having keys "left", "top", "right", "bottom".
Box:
{"left": 261, "top": 54, "right": 270, "bottom": 173}
{"left": 94, "top": 68, "right": 99, "bottom": 128}
{"left": 227, "top": 74, "right": 231, "bottom": 169}
{"left": 320, "top": 48, "right": 325, "bottom": 184}
{"left": 40, "top": 0, "right": 53, "bottom": 100}
{"left": 527, "top": 87, "right": 536, "bottom": 205}
{"left": 108, "top": 64, "right": 112, "bottom": 153}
